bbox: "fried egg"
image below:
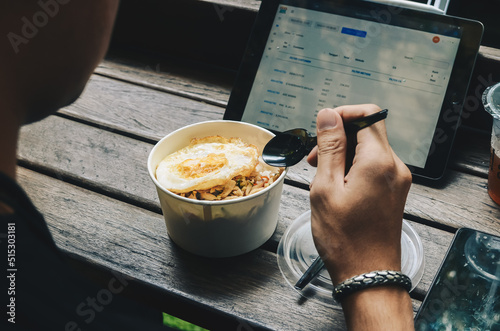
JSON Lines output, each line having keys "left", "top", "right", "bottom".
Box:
{"left": 156, "top": 136, "right": 259, "bottom": 193}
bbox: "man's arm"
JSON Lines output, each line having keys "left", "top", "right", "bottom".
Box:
{"left": 308, "top": 104, "right": 414, "bottom": 330}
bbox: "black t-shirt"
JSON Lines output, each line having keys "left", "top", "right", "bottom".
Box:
{"left": 0, "top": 172, "right": 169, "bottom": 330}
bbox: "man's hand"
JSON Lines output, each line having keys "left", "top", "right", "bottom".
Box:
{"left": 308, "top": 104, "right": 414, "bottom": 330}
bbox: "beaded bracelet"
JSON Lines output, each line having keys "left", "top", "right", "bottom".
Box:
{"left": 333, "top": 270, "right": 412, "bottom": 302}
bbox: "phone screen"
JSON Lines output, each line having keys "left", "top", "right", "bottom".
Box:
{"left": 414, "top": 228, "right": 500, "bottom": 330}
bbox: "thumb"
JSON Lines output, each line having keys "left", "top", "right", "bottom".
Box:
{"left": 314, "top": 108, "right": 347, "bottom": 189}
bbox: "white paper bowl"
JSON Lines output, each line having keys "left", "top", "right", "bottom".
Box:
{"left": 148, "top": 120, "right": 287, "bottom": 258}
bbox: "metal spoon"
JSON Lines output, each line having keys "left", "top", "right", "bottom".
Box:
{"left": 262, "top": 109, "right": 388, "bottom": 167}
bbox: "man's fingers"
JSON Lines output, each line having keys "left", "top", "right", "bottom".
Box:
{"left": 333, "top": 104, "right": 382, "bottom": 122}
{"left": 308, "top": 104, "right": 383, "bottom": 168}
{"left": 313, "top": 108, "right": 347, "bottom": 190}
{"left": 307, "top": 145, "right": 318, "bottom": 167}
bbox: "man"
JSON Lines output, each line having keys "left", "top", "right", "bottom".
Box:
{"left": 1, "top": 1, "right": 413, "bottom": 329}
{"left": 1, "top": 1, "right": 168, "bottom": 330}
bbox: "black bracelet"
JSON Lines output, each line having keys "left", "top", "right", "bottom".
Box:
{"left": 333, "top": 270, "right": 412, "bottom": 302}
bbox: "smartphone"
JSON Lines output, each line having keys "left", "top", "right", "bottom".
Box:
{"left": 414, "top": 228, "right": 500, "bottom": 330}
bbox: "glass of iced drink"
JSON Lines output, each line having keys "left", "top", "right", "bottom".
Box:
{"left": 483, "top": 82, "right": 500, "bottom": 204}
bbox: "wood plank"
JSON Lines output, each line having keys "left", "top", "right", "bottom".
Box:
{"left": 94, "top": 58, "right": 495, "bottom": 177}
{"left": 277, "top": 155, "right": 500, "bottom": 238}
{"left": 96, "top": 56, "right": 233, "bottom": 108}
{"left": 16, "top": 167, "right": 348, "bottom": 330}
{"left": 480, "top": 45, "right": 500, "bottom": 62}
{"left": 24, "top": 106, "right": 500, "bottom": 237}
{"left": 24, "top": 92, "right": 500, "bottom": 235}
{"left": 17, "top": 115, "right": 309, "bottom": 235}
{"left": 67, "top": 72, "right": 494, "bottom": 180}
{"left": 18, "top": 115, "right": 459, "bottom": 297}
{"left": 60, "top": 75, "right": 225, "bottom": 143}
{"left": 97, "top": 47, "right": 499, "bottom": 119}
{"left": 196, "top": 0, "right": 261, "bottom": 11}
{"left": 16, "top": 167, "right": 438, "bottom": 316}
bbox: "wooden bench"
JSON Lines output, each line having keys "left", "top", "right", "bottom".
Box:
{"left": 17, "top": 1, "right": 500, "bottom": 329}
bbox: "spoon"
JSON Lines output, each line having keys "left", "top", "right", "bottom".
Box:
{"left": 294, "top": 255, "right": 325, "bottom": 290}
{"left": 262, "top": 109, "right": 388, "bottom": 167}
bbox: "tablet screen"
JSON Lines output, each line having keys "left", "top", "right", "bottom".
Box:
{"left": 241, "top": 4, "right": 460, "bottom": 169}
{"left": 225, "top": 0, "right": 483, "bottom": 179}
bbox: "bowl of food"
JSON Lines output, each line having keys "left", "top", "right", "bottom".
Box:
{"left": 147, "top": 120, "right": 286, "bottom": 258}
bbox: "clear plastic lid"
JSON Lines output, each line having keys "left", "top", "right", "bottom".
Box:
{"left": 482, "top": 82, "right": 500, "bottom": 120}
{"left": 277, "top": 210, "right": 425, "bottom": 307}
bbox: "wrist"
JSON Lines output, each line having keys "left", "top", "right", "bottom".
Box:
{"left": 317, "top": 233, "right": 402, "bottom": 285}
{"left": 323, "top": 255, "right": 402, "bottom": 286}
{"left": 341, "top": 286, "right": 414, "bottom": 330}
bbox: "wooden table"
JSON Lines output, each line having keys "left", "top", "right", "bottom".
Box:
{"left": 16, "top": 41, "right": 500, "bottom": 330}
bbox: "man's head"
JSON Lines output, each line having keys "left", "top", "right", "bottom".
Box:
{"left": 0, "top": 0, "right": 120, "bottom": 124}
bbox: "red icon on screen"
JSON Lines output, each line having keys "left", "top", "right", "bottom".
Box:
{"left": 432, "top": 36, "right": 440, "bottom": 43}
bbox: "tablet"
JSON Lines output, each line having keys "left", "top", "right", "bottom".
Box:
{"left": 223, "top": 0, "right": 483, "bottom": 179}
